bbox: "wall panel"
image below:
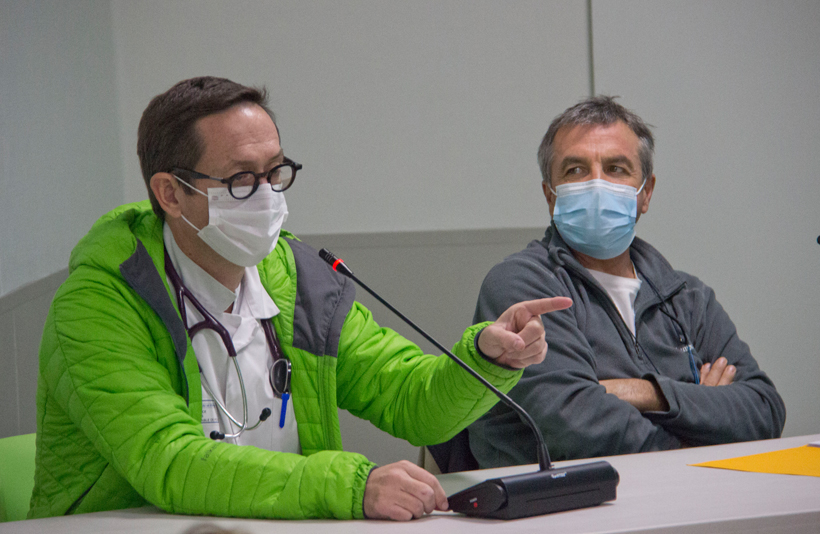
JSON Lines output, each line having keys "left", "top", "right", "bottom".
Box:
{"left": 0, "top": 0, "right": 122, "bottom": 298}
{"left": 112, "top": 0, "right": 590, "bottom": 235}
{"left": 592, "top": 0, "right": 820, "bottom": 437}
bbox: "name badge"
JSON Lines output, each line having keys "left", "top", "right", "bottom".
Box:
{"left": 202, "top": 398, "right": 220, "bottom": 425}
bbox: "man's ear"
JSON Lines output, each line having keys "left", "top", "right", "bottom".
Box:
{"left": 150, "top": 172, "right": 183, "bottom": 219}
{"left": 542, "top": 180, "right": 556, "bottom": 217}
{"left": 639, "top": 173, "right": 656, "bottom": 215}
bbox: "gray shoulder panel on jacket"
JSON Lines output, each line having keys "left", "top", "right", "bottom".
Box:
{"left": 287, "top": 239, "right": 355, "bottom": 358}
{"left": 119, "top": 239, "right": 188, "bottom": 366}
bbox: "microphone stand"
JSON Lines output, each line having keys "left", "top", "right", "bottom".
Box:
{"left": 319, "top": 249, "right": 619, "bottom": 520}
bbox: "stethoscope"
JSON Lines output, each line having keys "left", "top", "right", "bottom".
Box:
{"left": 164, "top": 248, "right": 291, "bottom": 441}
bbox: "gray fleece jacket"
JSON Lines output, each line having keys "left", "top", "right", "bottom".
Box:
{"left": 469, "top": 224, "right": 786, "bottom": 467}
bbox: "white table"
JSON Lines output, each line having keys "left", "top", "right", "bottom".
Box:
{"left": 4, "top": 434, "right": 819, "bottom": 534}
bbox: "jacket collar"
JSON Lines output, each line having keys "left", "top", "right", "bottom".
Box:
{"left": 541, "top": 222, "right": 687, "bottom": 307}
{"left": 119, "top": 238, "right": 188, "bottom": 367}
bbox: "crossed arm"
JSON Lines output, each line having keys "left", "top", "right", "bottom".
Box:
{"left": 601, "top": 357, "right": 737, "bottom": 413}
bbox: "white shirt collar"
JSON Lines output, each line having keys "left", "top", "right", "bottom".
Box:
{"left": 163, "top": 223, "right": 279, "bottom": 319}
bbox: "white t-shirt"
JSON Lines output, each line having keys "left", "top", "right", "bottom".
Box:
{"left": 164, "top": 224, "right": 300, "bottom": 453}
{"left": 588, "top": 267, "right": 643, "bottom": 335}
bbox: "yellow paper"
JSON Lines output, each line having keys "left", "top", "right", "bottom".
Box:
{"left": 691, "top": 445, "right": 820, "bottom": 477}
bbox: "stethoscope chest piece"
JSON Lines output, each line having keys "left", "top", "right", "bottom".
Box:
{"left": 270, "top": 358, "right": 292, "bottom": 397}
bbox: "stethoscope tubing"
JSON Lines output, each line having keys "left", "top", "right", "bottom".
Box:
{"left": 164, "top": 248, "right": 276, "bottom": 440}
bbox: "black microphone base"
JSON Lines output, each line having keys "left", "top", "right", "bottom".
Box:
{"left": 448, "top": 461, "right": 619, "bottom": 520}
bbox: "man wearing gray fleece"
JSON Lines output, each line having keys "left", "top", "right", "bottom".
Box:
{"left": 468, "top": 96, "right": 785, "bottom": 467}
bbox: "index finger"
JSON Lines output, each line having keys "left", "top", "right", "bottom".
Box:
{"left": 519, "top": 297, "right": 573, "bottom": 317}
{"left": 405, "top": 463, "right": 448, "bottom": 511}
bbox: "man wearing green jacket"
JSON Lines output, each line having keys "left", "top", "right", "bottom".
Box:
{"left": 29, "top": 76, "right": 572, "bottom": 522}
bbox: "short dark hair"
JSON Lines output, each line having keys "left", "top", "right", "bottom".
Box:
{"left": 137, "top": 76, "right": 276, "bottom": 219}
{"left": 537, "top": 95, "right": 654, "bottom": 188}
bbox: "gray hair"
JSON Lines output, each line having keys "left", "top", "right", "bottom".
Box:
{"left": 537, "top": 96, "right": 654, "bottom": 187}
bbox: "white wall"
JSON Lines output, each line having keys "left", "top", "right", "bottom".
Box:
{"left": 111, "top": 0, "right": 590, "bottom": 234}
{"left": 592, "top": 0, "right": 820, "bottom": 437}
{"left": 0, "top": 0, "right": 122, "bottom": 297}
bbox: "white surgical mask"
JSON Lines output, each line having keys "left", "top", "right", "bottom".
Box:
{"left": 175, "top": 177, "right": 288, "bottom": 267}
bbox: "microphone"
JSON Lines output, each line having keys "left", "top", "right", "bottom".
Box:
{"left": 319, "top": 248, "right": 619, "bottom": 520}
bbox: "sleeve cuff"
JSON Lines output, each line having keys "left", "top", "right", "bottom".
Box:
{"left": 457, "top": 322, "right": 521, "bottom": 382}
{"left": 473, "top": 326, "right": 518, "bottom": 372}
{"left": 353, "top": 462, "right": 377, "bottom": 519}
{"left": 641, "top": 373, "right": 681, "bottom": 420}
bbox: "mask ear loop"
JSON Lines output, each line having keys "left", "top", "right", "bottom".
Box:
{"left": 173, "top": 174, "right": 208, "bottom": 197}
{"left": 636, "top": 176, "right": 647, "bottom": 195}
{"left": 173, "top": 174, "right": 208, "bottom": 233}
{"left": 180, "top": 213, "right": 203, "bottom": 233}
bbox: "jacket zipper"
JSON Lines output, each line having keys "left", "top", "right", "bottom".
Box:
{"left": 562, "top": 261, "right": 642, "bottom": 361}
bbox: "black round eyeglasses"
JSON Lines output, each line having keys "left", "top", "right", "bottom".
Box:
{"left": 171, "top": 157, "right": 302, "bottom": 200}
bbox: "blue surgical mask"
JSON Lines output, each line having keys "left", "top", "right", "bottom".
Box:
{"left": 550, "top": 178, "right": 645, "bottom": 260}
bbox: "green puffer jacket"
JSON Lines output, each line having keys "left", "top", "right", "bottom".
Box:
{"left": 29, "top": 201, "right": 521, "bottom": 520}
